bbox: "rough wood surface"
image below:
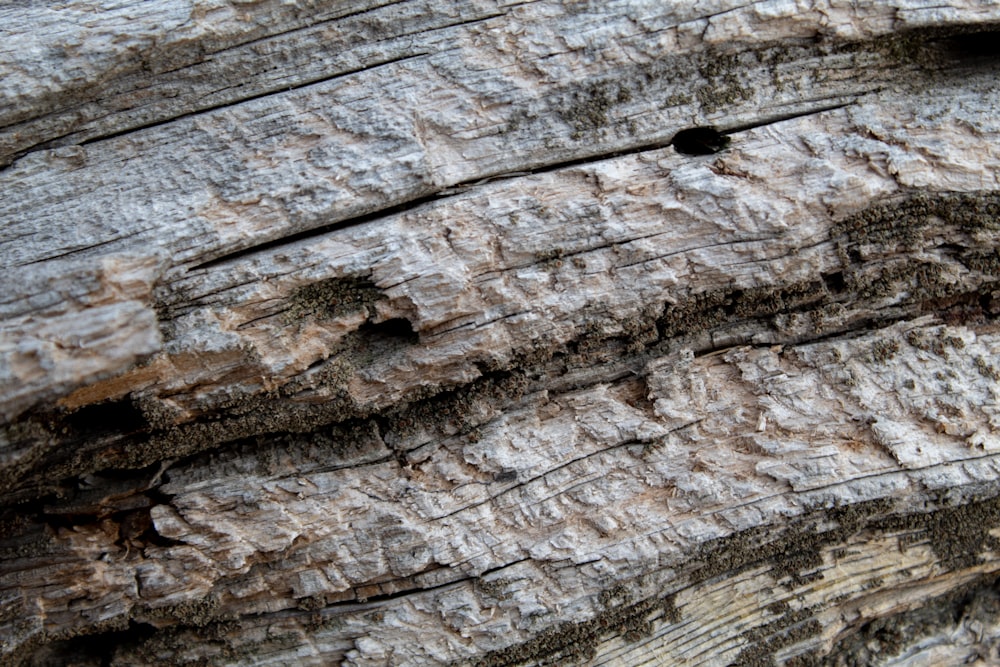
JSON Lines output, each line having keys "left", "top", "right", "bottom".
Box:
{"left": 2, "top": 1, "right": 1000, "bottom": 665}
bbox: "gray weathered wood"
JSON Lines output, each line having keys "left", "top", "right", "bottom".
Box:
{"left": 2, "top": 1, "right": 1000, "bottom": 664}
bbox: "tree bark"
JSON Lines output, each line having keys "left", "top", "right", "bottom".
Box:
{"left": 3, "top": 1, "right": 1000, "bottom": 665}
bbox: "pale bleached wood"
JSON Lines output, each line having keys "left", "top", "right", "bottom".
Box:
{"left": 2, "top": 1, "right": 1000, "bottom": 665}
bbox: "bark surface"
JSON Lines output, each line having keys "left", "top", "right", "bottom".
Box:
{"left": 3, "top": 1, "right": 1000, "bottom": 665}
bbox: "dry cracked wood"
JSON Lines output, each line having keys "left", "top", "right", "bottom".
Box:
{"left": 2, "top": 1, "right": 1000, "bottom": 665}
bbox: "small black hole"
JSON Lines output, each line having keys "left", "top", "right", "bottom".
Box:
{"left": 42, "top": 618, "right": 157, "bottom": 666}
{"left": 359, "top": 318, "right": 418, "bottom": 343}
{"left": 672, "top": 126, "right": 730, "bottom": 155}
{"left": 822, "top": 271, "right": 846, "bottom": 293}
{"left": 723, "top": 289, "right": 742, "bottom": 316}
{"left": 940, "top": 30, "right": 1000, "bottom": 59}
{"left": 64, "top": 399, "right": 148, "bottom": 436}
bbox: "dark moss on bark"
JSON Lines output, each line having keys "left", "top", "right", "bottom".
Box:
{"left": 7, "top": 190, "right": 1000, "bottom": 510}
{"left": 468, "top": 492, "right": 1000, "bottom": 667}
{"left": 795, "top": 575, "right": 1000, "bottom": 666}
{"left": 284, "top": 276, "right": 385, "bottom": 324}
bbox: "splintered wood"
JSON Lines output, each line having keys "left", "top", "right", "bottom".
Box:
{"left": 2, "top": 1, "right": 1000, "bottom": 665}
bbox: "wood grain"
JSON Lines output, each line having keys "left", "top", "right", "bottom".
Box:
{"left": 2, "top": 1, "right": 1000, "bottom": 664}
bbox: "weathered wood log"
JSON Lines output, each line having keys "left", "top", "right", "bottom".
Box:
{"left": 3, "top": 1, "right": 1000, "bottom": 664}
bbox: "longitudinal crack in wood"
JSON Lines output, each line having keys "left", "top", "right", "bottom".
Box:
{"left": 80, "top": 53, "right": 430, "bottom": 148}
{"left": 187, "top": 98, "right": 860, "bottom": 273}
{"left": 5, "top": 5, "right": 1000, "bottom": 665}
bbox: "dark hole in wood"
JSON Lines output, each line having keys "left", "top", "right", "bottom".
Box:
{"left": 37, "top": 619, "right": 157, "bottom": 665}
{"left": 723, "top": 288, "right": 743, "bottom": 316}
{"left": 822, "top": 271, "right": 846, "bottom": 293}
{"left": 672, "top": 126, "right": 730, "bottom": 155}
{"left": 940, "top": 30, "right": 1000, "bottom": 59}
{"left": 358, "top": 318, "right": 418, "bottom": 343}
{"left": 64, "top": 398, "right": 148, "bottom": 436}
{"left": 982, "top": 291, "right": 1000, "bottom": 316}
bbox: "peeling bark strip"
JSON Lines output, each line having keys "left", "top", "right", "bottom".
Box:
{"left": 3, "top": 1, "right": 1000, "bottom": 665}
